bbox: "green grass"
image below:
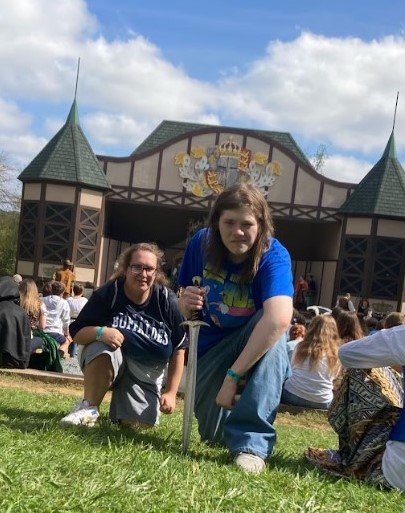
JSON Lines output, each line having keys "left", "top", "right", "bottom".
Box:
{"left": 0, "top": 376, "right": 403, "bottom": 513}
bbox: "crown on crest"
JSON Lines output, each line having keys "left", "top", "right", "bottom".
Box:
{"left": 219, "top": 136, "right": 241, "bottom": 156}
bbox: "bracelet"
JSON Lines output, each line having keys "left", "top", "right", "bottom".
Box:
{"left": 96, "top": 326, "right": 105, "bottom": 341}
{"left": 226, "top": 368, "right": 242, "bottom": 381}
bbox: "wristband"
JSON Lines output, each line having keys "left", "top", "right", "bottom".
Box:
{"left": 96, "top": 326, "right": 105, "bottom": 341}
{"left": 226, "top": 368, "right": 242, "bottom": 381}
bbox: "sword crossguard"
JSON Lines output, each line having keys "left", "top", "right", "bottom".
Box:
{"left": 181, "top": 320, "right": 209, "bottom": 328}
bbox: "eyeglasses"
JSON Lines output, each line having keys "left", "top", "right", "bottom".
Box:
{"left": 129, "top": 264, "right": 157, "bottom": 276}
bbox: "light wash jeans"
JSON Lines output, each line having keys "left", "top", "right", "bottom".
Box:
{"left": 194, "top": 311, "right": 291, "bottom": 460}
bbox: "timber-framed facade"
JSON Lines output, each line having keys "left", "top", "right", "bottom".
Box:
{"left": 17, "top": 102, "right": 405, "bottom": 314}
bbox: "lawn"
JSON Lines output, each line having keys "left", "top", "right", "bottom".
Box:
{"left": 0, "top": 374, "right": 403, "bottom": 513}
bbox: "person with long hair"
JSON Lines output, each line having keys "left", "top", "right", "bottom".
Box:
{"left": 306, "top": 326, "right": 404, "bottom": 490}
{"left": 61, "top": 242, "right": 187, "bottom": 428}
{"left": 178, "top": 183, "right": 293, "bottom": 473}
{"left": 305, "top": 308, "right": 403, "bottom": 488}
{"left": 281, "top": 315, "right": 342, "bottom": 409}
{"left": 19, "top": 278, "right": 47, "bottom": 352}
{"left": 335, "top": 310, "right": 364, "bottom": 342}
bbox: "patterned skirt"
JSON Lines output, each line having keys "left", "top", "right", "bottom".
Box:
{"left": 305, "top": 366, "right": 403, "bottom": 488}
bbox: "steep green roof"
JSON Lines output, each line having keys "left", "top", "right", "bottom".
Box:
{"left": 18, "top": 100, "right": 110, "bottom": 190}
{"left": 132, "top": 120, "right": 311, "bottom": 168}
{"left": 339, "top": 132, "right": 405, "bottom": 218}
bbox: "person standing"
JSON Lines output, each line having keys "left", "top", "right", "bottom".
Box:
{"left": 55, "top": 259, "right": 75, "bottom": 298}
{"left": 294, "top": 276, "right": 308, "bottom": 311}
{"left": 178, "top": 183, "right": 293, "bottom": 473}
{"left": 305, "top": 274, "right": 316, "bottom": 308}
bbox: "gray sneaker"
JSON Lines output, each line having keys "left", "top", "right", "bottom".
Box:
{"left": 60, "top": 399, "right": 99, "bottom": 427}
{"left": 234, "top": 452, "right": 265, "bottom": 473}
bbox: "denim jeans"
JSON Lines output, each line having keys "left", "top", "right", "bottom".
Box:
{"left": 194, "top": 310, "right": 291, "bottom": 460}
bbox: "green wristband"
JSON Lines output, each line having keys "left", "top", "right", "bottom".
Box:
{"left": 96, "top": 326, "right": 105, "bottom": 341}
{"left": 226, "top": 368, "right": 242, "bottom": 381}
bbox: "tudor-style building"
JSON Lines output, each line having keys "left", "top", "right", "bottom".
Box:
{"left": 17, "top": 100, "right": 405, "bottom": 314}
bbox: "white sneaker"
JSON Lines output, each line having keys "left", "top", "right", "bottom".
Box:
{"left": 234, "top": 452, "right": 265, "bottom": 473}
{"left": 60, "top": 399, "right": 99, "bottom": 427}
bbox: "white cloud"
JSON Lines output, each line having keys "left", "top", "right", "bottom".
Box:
{"left": 321, "top": 154, "right": 373, "bottom": 183}
{"left": 218, "top": 32, "right": 405, "bottom": 156}
{"left": 0, "top": 0, "right": 403, "bottom": 190}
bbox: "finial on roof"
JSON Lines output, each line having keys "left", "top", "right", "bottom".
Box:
{"left": 392, "top": 91, "right": 399, "bottom": 132}
{"left": 74, "top": 57, "right": 80, "bottom": 100}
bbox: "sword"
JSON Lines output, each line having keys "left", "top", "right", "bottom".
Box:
{"left": 181, "top": 276, "right": 209, "bottom": 453}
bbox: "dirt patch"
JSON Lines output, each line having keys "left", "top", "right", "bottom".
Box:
{"left": 0, "top": 374, "right": 84, "bottom": 397}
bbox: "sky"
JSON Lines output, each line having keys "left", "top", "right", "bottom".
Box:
{"left": 0, "top": 0, "right": 404, "bottom": 189}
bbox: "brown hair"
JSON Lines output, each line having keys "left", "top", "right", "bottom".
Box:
{"left": 204, "top": 183, "right": 274, "bottom": 284}
{"left": 384, "top": 312, "right": 405, "bottom": 329}
{"left": 335, "top": 310, "right": 364, "bottom": 342}
{"left": 293, "top": 315, "right": 341, "bottom": 375}
{"left": 19, "top": 278, "right": 42, "bottom": 320}
{"left": 51, "top": 281, "right": 66, "bottom": 296}
{"left": 110, "top": 243, "right": 169, "bottom": 286}
{"left": 41, "top": 281, "right": 53, "bottom": 297}
{"left": 289, "top": 323, "right": 306, "bottom": 340}
{"left": 72, "top": 283, "right": 84, "bottom": 296}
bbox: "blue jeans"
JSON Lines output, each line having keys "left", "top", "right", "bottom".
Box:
{"left": 281, "top": 388, "right": 330, "bottom": 410}
{"left": 195, "top": 311, "right": 291, "bottom": 460}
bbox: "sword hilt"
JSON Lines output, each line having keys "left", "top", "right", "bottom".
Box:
{"left": 191, "top": 275, "right": 202, "bottom": 321}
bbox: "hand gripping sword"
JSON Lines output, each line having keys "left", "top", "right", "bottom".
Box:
{"left": 181, "top": 276, "right": 209, "bottom": 453}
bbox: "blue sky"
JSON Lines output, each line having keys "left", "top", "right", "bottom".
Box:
{"left": 0, "top": 0, "right": 404, "bottom": 186}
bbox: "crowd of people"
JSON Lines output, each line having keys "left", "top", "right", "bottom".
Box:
{"left": 0, "top": 183, "right": 403, "bottom": 492}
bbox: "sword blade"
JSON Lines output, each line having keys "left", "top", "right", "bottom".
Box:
{"left": 181, "top": 320, "right": 208, "bottom": 453}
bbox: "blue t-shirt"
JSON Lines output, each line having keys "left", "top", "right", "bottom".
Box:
{"left": 178, "top": 228, "right": 293, "bottom": 357}
{"left": 70, "top": 279, "right": 187, "bottom": 365}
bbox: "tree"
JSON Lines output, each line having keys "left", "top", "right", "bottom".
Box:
{"left": 1, "top": 152, "right": 21, "bottom": 210}
{"left": 0, "top": 210, "right": 20, "bottom": 276}
{"left": 310, "top": 144, "right": 329, "bottom": 174}
{"left": 0, "top": 152, "right": 21, "bottom": 275}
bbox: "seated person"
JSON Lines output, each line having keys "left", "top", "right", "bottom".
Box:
{"left": 305, "top": 327, "right": 404, "bottom": 490}
{"left": 19, "top": 278, "right": 48, "bottom": 352}
{"left": 286, "top": 323, "right": 306, "bottom": 362}
{"left": 365, "top": 315, "right": 378, "bottom": 335}
{"left": 42, "top": 281, "right": 71, "bottom": 357}
{"left": 66, "top": 284, "right": 88, "bottom": 357}
{"left": 335, "top": 310, "right": 364, "bottom": 343}
{"left": 282, "top": 315, "right": 342, "bottom": 410}
{"left": 384, "top": 311, "right": 405, "bottom": 329}
{"left": 0, "top": 276, "right": 31, "bottom": 368}
{"left": 60, "top": 242, "right": 186, "bottom": 428}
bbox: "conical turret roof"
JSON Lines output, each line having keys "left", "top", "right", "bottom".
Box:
{"left": 339, "top": 131, "right": 405, "bottom": 218}
{"left": 18, "top": 99, "right": 110, "bottom": 190}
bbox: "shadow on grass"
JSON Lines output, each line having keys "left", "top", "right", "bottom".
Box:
{"left": 270, "top": 449, "right": 319, "bottom": 477}
{"left": 1, "top": 405, "right": 356, "bottom": 481}
{"left": 0, "top": 406, "right": 59, "bottom": 431}
{"left": 0, "top": 404, "right": 231, "bottom": 464}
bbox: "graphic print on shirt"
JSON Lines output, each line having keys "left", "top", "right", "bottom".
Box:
{"left": 203, "top": 265, "right": 256, "bottom": 328}
{"left": 111, "top": 305, "right": 172, "bottom": 361}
